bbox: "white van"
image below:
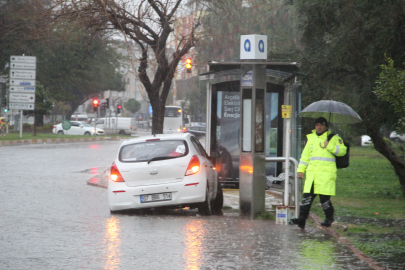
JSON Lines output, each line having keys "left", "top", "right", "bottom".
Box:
{"left": 72, "top": 114, "right": 89, "bottom": 122}
{"left": 95, "top": 117, "right": 137, "bottom": 135}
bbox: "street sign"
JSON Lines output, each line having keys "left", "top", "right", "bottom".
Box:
{"left": 10, "top": 56, "right": 36, "bottom": 63}
{"left": 9, "top": 55, "right": 37, "bottom": 112}
{"left": 9, "top": 79, "right": 36, "bottom": 86}
{"left": 10, "top": 69, "right": 36, "bottom": 79}
{"left": 9, "top": 103, "right": 35, "bottom": 110}
{"left": 9, "top": 85, "right": 36, "bottom": 93}
{"left": 10, "top": 62, "right": 36, "bottom": 70}
{"left": 62, "top": 120, "right": 71, "bottom": 130}
{"left": 9, "top": 93, "right": 35, "bottom": 103}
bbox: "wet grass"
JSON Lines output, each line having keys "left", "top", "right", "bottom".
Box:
{"left": 309, "top": 145, "right": 405, "bottom": 266}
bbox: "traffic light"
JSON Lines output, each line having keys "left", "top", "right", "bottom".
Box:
{"left": 186, "top": 58, "right": 192, "bottom": 73}
{"left": 92, "top": 99, "right": 100, "bottom": 111}
{"left": 1, "top": 97, "right": 6, "bottom": 106}
{"left": 117, "top": 104, "right": 122, "bottom": 114}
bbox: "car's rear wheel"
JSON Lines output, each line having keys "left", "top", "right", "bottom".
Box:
{"left": 84, "top": 132, "right": 91, "bottom": 136}
{"left": 212, "top": 182, "right": 223, "bottom": 215}
{"left": 57, "top": 130, "right": 64, "bottom": 135}
{"left": 118, "top": 130, "right": 126, "bottom": 135}
{"left": 198, "top": 184, "right": 212, "bottom": 216}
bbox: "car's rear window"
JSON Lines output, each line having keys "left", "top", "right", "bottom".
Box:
{"left": 119, "top": 140, "right": 188, "bottom": 162}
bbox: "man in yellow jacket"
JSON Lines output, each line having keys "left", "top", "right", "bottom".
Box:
{"left": 291, "top": 117, "right": 347, "bottom": 229}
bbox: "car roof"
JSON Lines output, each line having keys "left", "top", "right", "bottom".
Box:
{"left": 120, "top": 133, "right": 193, "bottom": 147}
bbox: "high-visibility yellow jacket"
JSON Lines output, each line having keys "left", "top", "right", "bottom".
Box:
{"left": 297, "top": 130, "right": 347, "bottom": 196}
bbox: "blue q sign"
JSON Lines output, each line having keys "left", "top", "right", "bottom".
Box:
{"left": 240, "top": 35, "right": 267, "bottom": 60}
{"left": 244, "top": 39, "right": 251, "bottom": 52}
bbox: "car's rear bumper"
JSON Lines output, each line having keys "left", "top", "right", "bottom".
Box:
{"left": 108, "top": 175, "right": 206, "bottom": 211}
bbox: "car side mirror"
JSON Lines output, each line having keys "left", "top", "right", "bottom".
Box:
{"left": 210, "top": 151, "right": 221, "bottom": 159}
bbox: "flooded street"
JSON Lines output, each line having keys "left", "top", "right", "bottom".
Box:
{"left": 0, "top": 140, "right": 373, "bottom": 269}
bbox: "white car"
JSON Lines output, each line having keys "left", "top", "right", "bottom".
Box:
{"left": 108, "top": 133, "right": 223, "bottom": 215}
{"left": 361, "top": 135, "right": 372, "bottom": 146}
{"left": 53, "top": 121, "right": 105, "bottom": 136}
{"left": 390, "top": 131, "right": 405, "bottom": 142}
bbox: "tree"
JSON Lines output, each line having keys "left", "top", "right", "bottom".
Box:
{"left": 195, "top": 0, "right": 301, "bottom": 66}
{"left": 23, "top": 82, "right": 54, "bottom": 135}
{"left": 295, "top": 0, "right": 405, "bottom": 196}
{"left": 124, "top": 98, "right": 141, "bottom": 115}
{"left": 54, "top": 0, "right": 203, "bottom": 134}
{"left": 375, "top": 58, "right": 405, "bottom": 134}
{"left": 0, "top": 0, "right": 125, "bottom": 120}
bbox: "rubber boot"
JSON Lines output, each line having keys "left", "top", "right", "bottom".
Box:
{"left": 321, "top": 200, "right": 334, "bottom": 226}
{"left": 291, "top": 216, "right": 306, "bottom": 229}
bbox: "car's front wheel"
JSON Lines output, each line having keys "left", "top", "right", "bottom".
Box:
{"left": 198, "top": 184, "right": 212, "bottom": 216}
{"left": 84, "top": 132, "right": 91, "bottom": 136}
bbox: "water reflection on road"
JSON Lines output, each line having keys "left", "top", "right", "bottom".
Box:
{"left": 104, "top": 217, "right": 121, "bottom": 269}
{"left": 106, "top": 210, "right": 372, "bottom": 269}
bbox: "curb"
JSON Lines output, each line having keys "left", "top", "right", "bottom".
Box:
{"left": 309, "top": 213, "right": 387, "bottom": 270}
{"left": 0, "top": 136, "right": 121, "bottom": 147}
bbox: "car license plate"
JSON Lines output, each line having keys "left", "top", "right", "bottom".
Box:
{"left": 140, "top": 192, "right": 172, "bottom": 203}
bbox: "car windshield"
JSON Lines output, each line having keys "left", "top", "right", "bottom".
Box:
{"left": 119, "top": 140, "right": 188, "bottom": 162}
{"left": 79, "top": 122, "right": 92, "bottom": 127}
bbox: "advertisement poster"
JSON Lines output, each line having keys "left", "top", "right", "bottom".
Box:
{"left": 216, "top": 91, "right": 241, "bottom": 181}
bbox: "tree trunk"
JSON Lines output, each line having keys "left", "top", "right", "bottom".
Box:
{"left": 151, "top": 99, "right": 165, "bottom": 135}
{"left": 369, "top": 131, "right": 405, "bottom": 197}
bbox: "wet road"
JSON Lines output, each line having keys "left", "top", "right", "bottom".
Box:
{"left": 0, "top": 141, "right": 373, "bottom": 269}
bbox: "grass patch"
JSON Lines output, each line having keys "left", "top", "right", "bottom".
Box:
{"left": 255, "top": 211, "right": 275, "bottom": 220}
{"left": 0, "top": 132, "right": 128, "bottom": 141}
{"left": 222, "top": 205, "right": 233, "bottom": 210}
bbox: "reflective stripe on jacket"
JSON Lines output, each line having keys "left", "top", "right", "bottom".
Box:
{"left": 297, "top": 130, "right": 347, "bottom": 196}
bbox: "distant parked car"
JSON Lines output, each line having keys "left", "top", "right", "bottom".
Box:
{"left": 187, "top": 125, "right": 206, "bottom": 138}
{"left": 108, "top": 133, "right": 223, "bottom": 215}
{"left": 361, "top": 135, "right": 372, "bottom": 146}
{"left": 390, "top": 131, "right": 405, "bottom": 142}
{"left": 53, "top": 121, "right": 105, "bottom": 136}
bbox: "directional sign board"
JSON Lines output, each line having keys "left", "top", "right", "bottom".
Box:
{"left": 9, "top": 85, "right": 36, "bottom": 93}
{"left": 9, "top": 103, "right": 35, "bottom": 110}
{"left": 10, "top": 69, "right": 36, "bottom": 80}
{"left": 10, "top": 62, "right": 36, "bottom": 69}
{"left": 9, "top": 79, "right": 36, "bottom": 86}
{"left": 8, "top": 55, "right": 37, "bottom": 111}
{"left": 10, "top": 56, "right": 36, "bottom": 63}
{"left": 9, "top": 93, "right": 36, "bottom": 103}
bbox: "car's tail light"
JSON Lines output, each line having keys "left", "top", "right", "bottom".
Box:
{"left": 185, "top": 155, "right": 200, "bottom": 176}
{"left": 182, "top": 127, "right": 188, "bottom": 133}
{"left": 53, "top": 125, "right": 56, "bottom": 129}
{"left": 110, "top": 164, "right": 125, "bottom": 182}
